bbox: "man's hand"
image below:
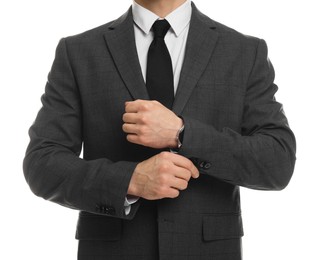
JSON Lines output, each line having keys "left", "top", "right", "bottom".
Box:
{"left": 122, "top": 100, "right": 183, "bottom": 149}
{"left": 127, "top": 152, "right": 199, "bottom": 200}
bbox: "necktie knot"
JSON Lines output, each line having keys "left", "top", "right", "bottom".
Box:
{"left": 152, "top": 19, "right": 171, "bottom": 39}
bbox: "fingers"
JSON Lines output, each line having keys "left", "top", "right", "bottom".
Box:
{"left": 124, "top": 100, "right": 139, "bottom": 113}
{"left": 126, "top": 134, "right": 140, "bottom": 145}
{"left": 166, "top": 188, "right": 180, "bottom": 199}
{"left": 172, "top": 168, "right": 192, "bottom": 182}
{"left": 190, "top": 166, "right": 200, "bottom": 179}
{"left": 165, "top": 152, "right": 200, "bottom": 179}
{"left": 122, "top": 123, "right": 139, "bottom": 134}
{"left": 128, "top": 151, "right": 200, "bottom": 200}
{"left": 170, "top": 176, "right": 189, "bottom": 191}
{"left": 122, "top": 113, "right": 140, "bottom": 124}
{"left": 123, "top": 100, "right": 182, "bottom": 149}
{"left": 177, "top": 162, "right": 199, "bottom": 179}
{"left": 125, "top": 100, "right": 159, "bottom": 113}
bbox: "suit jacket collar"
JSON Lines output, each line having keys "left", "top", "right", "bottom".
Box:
{"left": 173, "top": 2, "right": 219, "bottom": 115}
{"left": 104, "top": 8, "right": 149, "bottom": 100}
{"left": 132, "top": 0, "right": 192, "bottom": 37}
{"left": 104, "top": 2, "right": 219, "bottom": 114}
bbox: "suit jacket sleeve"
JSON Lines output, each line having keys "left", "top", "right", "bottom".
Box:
{"left": 23, "top": 38, "right": 139, "bottom": 219}
{"left": 179, "top": 39, "right": 296, "bottom": 190}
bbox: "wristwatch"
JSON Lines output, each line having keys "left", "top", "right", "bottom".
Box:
{"left": 176, "top": 124, "right": 185, "bottom": 149}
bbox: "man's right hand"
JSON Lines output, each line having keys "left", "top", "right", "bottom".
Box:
{"left": 127, "top": 152, "right": 199, "bottom": 200}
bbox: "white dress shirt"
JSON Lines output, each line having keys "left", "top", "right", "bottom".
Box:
{"left": 124, "top": 0, "right": 192, "bottom": 215}
{"left": 132, "top": 0, "right": 192, "bottom": 93}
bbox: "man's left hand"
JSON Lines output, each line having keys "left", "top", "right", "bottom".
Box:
{"left": 122, "top": 100, "right": 183, "bottom": 149}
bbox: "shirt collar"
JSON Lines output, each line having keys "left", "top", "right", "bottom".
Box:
{"left": 132, "top": 0, "right": 191, "bottom": 37}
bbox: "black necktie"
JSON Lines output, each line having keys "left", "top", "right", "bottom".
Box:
{"left": 146, "top": 19, "right": 174, "bottom": 109}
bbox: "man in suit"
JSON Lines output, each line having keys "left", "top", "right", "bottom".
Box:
{"left": 23, "top": 0, "right": 296, "bottom": 259}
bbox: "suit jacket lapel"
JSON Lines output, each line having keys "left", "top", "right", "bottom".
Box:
{"left": 104, "top": 8, "right": 149, "bottom": 100}
{"left": 172, "top": 3, "right": 219, "bottom": 115}
{"left": 104, "top": 4, "right": 219, "bottom": 109}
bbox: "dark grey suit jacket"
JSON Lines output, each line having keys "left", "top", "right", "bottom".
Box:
{"left": 23, "top": 3, "right": 296, "bottom": 260}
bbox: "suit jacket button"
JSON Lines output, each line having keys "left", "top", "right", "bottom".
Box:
{"left": 199, "top": 161, "right": 205, "bottom": 168}
{"left": 95, "top": 204, "right": 102, "bottom": 213}
{"left": 204, "top": 162, "right": 212, "bottom": 169}
{"left": 105, "top": 206, "right": 116, "bottom": 215}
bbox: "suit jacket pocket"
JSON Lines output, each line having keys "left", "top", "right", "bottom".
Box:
{"left": 202, "top": 213, "right": 244, "bottom": 241}
{"left": 76, "top": 211, "right": 122, "bottom": 241}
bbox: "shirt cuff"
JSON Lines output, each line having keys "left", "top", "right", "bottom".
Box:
{"left": 124, "top": 195, "right": 140, "bottom": 215}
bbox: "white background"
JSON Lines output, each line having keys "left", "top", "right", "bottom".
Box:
{"left": 1, "top": 0, "right": 319, "bottom": 259}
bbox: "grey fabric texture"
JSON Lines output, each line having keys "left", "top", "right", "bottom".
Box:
{"left": 23, "top": 3, "right": 296, "bottom": 260}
